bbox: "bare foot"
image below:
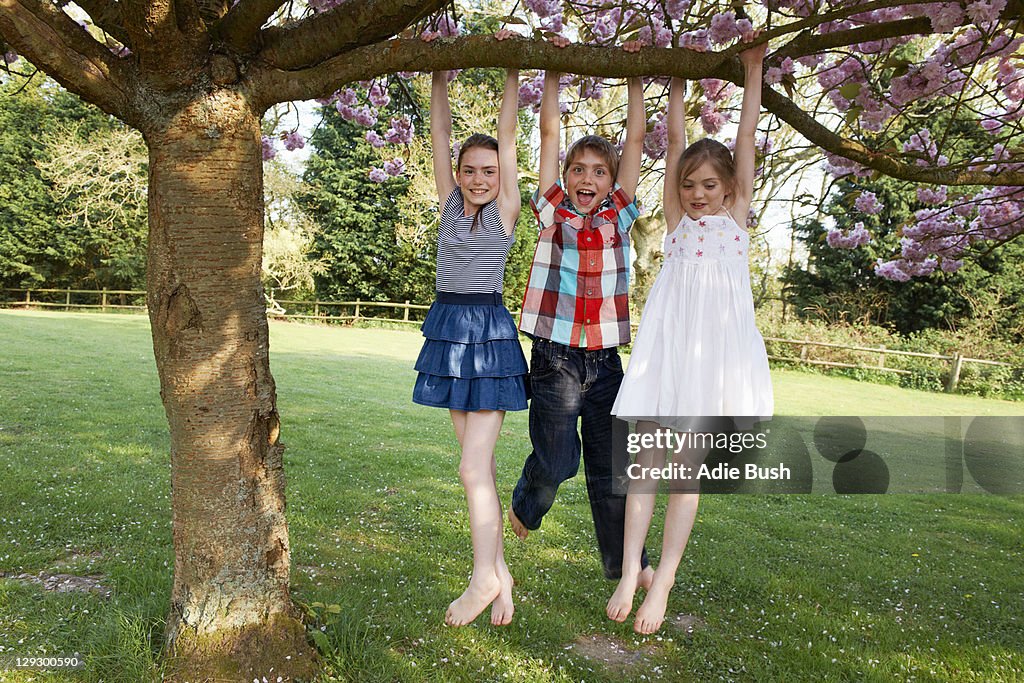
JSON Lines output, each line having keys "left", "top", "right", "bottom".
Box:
{"left": 638, "top": 565, "right": 655, "bottom": 591}
{"left": 490, "top": 566, "right": 515, "bottom": 626}
{"left": 633, "top": 573, "right": 673, "bottom": 634}
{"left": 445, "top": 573, "right": 500, "bottom": 627}
{"left": 507, "top": 507, "right": 529, "bottom": 540}
{"left": 606, "top": 572, "right": 638, "bottom": 622}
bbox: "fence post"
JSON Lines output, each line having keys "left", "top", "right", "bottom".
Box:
{"left": 945, "top": 352, "right": 963, "bottom": 393}
{"left": 878, "top": 345, "right": 886, "bottom": 368}
{"left": 66, "top": 288, "right": 71, "bottom": 309}
{"left": 25, "top": 289, "right": 31, "bottom": 305}
{"left": 799, "top": 340, "right": 809, "bottom": 362}
{"left": 314, "top": 301, "right": 320, "bottom": 317}
{"left": 403, "top": 300, "right": 410, "bottom": 322}
{"left": 101, "top": 288, "right": 108, "bottom": 312}
{"left": 354, "top": 299, "right": 361, "bottom": 320}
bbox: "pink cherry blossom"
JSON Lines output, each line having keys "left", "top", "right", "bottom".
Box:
{"left": 709, "top": 11, "right": 740, "bottom": 45}
{"left": 283, "top": 132, "right": 305, "bottom": 151}
{"left": 855, "top": 191, "right": 883, "bottom": 215}
{"left": 384, "top": 116, "right": 414, "bottom": 145}
{"left": 261, "top": 135, "right": 277, "bottom": 161}
{"left": 827, "top": 222, "right": 871, "bottom": 248}
{"left": 917, "top": 186, "right": 948, "bottom": 205}
{"left": 700, "top": 102, "right": 729, "bottom": 134}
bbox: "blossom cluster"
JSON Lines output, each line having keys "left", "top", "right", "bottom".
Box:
{"left": 827, "top": 222, "right": 871, "bottom": 249}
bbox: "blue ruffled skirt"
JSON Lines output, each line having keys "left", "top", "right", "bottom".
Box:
{"left": 413, "top": 292, "right": 529, "bottom": 411}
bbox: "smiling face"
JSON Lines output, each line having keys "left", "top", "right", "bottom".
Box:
{"left": 679, "top": 161, "right": 731, "bottom": 219}
{"left": 564, "top": 149, "right": 615, "bottom": 215}
{"left": 456, "top": 146, "right": 500, "bottom": 213}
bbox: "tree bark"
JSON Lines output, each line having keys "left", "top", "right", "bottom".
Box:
{"left": 144, "top": 89, "right": 317, "bottom": 681}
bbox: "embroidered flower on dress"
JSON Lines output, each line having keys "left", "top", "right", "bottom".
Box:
{"left": 734, "top": 235, "right": 741, "bottom": 241}
{"left": 697, "top": 249, "right": 704, "bottom": 257}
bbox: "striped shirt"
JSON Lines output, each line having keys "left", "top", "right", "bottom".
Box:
{"left": 436, "top": 188, "right": 514, "bottom": 294}
{"left": 519, "top": 181, "right": 640, "bottom": 350}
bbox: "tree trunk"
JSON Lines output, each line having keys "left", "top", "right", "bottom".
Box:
{"left": 144, "top": 89, "right": 318, "bottom": 681}
{"left": 630, "top": 214, "right": 666, "bottom": 312}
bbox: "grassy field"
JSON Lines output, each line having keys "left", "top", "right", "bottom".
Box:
{"left": 0, "top": 310, "right": 1022, "bottom": 682}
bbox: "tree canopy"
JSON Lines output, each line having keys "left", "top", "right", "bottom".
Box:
{"left": 3, "top": 0, "right": 1022, "bottom": 283}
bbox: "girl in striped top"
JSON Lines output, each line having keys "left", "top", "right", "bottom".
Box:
{"left": 412, "top": 29, "right": 528, "bottom": 628}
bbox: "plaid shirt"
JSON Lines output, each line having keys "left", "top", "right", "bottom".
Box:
{"left": 519, "top": 181, "right": 640, "bottom": 350}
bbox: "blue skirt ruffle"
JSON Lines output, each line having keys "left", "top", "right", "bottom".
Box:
{"left": 413, "top": 297, "right": 529, "bottom": 412}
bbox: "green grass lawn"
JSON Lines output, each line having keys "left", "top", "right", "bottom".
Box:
{"left": 1, "top": 310, "right": 1022, "bottom": 682}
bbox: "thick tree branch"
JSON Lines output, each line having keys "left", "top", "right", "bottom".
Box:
{"left": 258, "top": 0, "right": 447, "bottom": 70}
{"left": 756, "top": 81, "right": 1024, "bottom": 186}
{"left": 73, "top": 0, "right": 132, "bottom": 46}
{"left": 773, "top": 17, "right": 932, "bottom": 61}
{"left": 119, "top": 0, "right": 205, "bottom": 85}
{"left": 0, "top": 0, "right": 134, "bottom": 120}
{"left": 214, "top": 0, "right": 286, "bottom": 54}
{"left": 252, "top": 36, "right": 718, "bottom": 104}
{"left": 253, "top": 36, "right": 1024, "bottom": 186}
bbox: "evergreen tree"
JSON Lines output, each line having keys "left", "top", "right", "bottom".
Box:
{"left": 0, "top": 72, "right": 147, "bottom": 289}
{"left": 298, "top": 112, "right": 435, "bottom": 303}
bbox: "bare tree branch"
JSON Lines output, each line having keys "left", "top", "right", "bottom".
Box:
{"left": 215, "top": 0, "right": 287, "bottom": 54}
{"left": 253, "top": 35, "right": 1024, "bottom": 186}
{"left": 258, "top": 0, "right": 447, "bottom": 70}
{"left": 0, "top": 0, "right": 135, "bottom": 120}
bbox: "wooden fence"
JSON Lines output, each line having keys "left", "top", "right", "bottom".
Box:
{"left": 2, "top": 288, "right": 1017, "bottom": 393}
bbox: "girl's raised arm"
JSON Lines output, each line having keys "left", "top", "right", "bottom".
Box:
{"left": 496, "top": 66, "right": 522, "bottom": 235}
{"left": 662, "top": 77, "right": 686, "bottom": 232}
{"left": 731, "top": 32, "right": 767, "bottom": 227}
{"left": 431, "top": 70, "right": 457, "bottom": 202}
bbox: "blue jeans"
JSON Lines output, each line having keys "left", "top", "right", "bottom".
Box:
{"left": 511, "top": 338, "right": 648, "bottom": 579}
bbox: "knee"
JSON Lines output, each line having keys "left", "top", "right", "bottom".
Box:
{"left": 459, "top": 457, "right": 492, "bottom": 488}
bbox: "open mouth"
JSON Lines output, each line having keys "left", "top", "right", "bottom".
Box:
{"left": 690, "top": 202, "right": 707, "bottom": 211}
{"left": 576, "top": 189, "right": 596, "bottom": 207}
{"left": 468, "top": 188, "right": 490, "bottom": 198}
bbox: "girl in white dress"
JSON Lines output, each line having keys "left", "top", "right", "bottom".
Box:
{"left": 607, "top": 32, "right": 773, "bottom": 634}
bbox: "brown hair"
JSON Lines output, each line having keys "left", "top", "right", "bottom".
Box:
{"left": 456, "top": 133, "right": 499, "bottom": 231}
{"left": 677, "top": 138, "right": 736, "bottom": 202}
{"left": 562, "top": 135, "right": 619, "bottom": 184}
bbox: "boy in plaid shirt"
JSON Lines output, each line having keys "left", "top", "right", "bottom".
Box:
{"left": 508, "top": 36, "right": 652, "bottom": 586}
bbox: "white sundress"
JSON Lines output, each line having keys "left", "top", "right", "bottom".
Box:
{"left": 611, "top": 210, "right": 774, "bottom": 429}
